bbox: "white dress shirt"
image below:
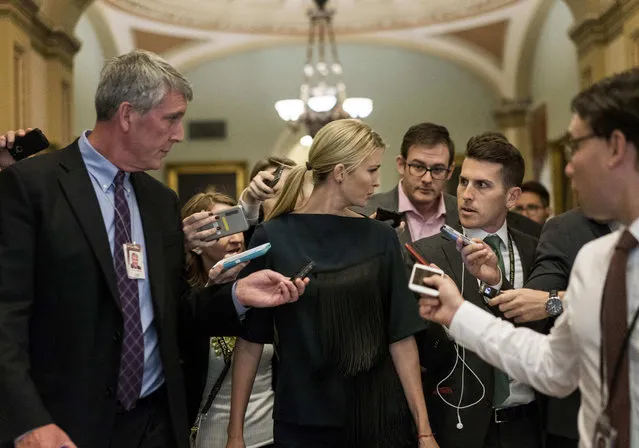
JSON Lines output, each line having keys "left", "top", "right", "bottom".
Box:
{"left": 449, "top": 218, "right": 639, "bottom": 447}
{"left": 465, "top": 222, "right": 534, "bottom": 407}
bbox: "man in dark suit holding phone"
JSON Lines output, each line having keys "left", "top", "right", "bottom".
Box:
{"left": 408, "top": 133, "right": 544, "bottom": 448}
{"left": 0, "top": 50, "right": 307, "bottom": 448}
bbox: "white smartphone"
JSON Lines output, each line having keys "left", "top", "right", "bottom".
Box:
{"left": 440, "top": 224, "right": 477, "bottom": 246}
{"left": 409, "top": 263, "right": 445, "bottom": 297}
{"left": 214, "top": 243, "right": 271, "bottom": 271}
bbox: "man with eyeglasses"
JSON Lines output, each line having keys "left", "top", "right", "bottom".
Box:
{"left": 418, "top": 68, "right": 639, "bottom": 448}
{"left": 512, "top": 181, "right": 552, "bottom": 225}
{"left": 361, "top": 122, "right": 458, "bottom": 246}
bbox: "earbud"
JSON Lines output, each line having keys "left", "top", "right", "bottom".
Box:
{"left": 456, "top": 422, "right": 464, "bottom": 430}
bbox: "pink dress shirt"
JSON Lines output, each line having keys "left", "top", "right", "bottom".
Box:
{"left": 397, "top": 181, "right": 447, "bottom": 242}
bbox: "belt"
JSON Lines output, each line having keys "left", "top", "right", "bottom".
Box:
{"left": 115, "top": 383, "right": 167, "bottom": 414}
{"left": 494, "top": 401, "right": 537, "bottom": 424}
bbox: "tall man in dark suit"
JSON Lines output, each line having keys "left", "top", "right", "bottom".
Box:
{"left": 409, "top": 133, "right": 543, "bottom": 448}
{"left": 488, "top": 208, "right": 612, "bottom": 448}
{"left": 0, "top": 50, "right": 307, "bottom": 448}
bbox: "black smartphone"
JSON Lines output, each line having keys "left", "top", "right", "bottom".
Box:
{"left": 290, "top": 261, "right": 315, "bottom": 281}
{"left": 264, "top": 165, "right": 285, "bottom": 188}
{"left": 8, "top": 129, "right": 49, "bottom": 161}
{"left": 478, "top": 282, "right": 501, "bottom": 303}
{"left": 375, "top": 207, "right": 403, "bottom": 228}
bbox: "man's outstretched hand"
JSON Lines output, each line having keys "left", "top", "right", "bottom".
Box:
{"left": 418, "top": 269, "right": 465, "bottom": 327}
{"left": 236, "top": 270, "right": 309, "bottom": 308}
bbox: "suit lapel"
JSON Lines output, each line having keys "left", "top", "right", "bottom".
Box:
{"left": 57, "top": 144, "right": 120, "bottom": 305}
{"left": 131, "top": 173, "right": 167, "bottom": 322}
{"left": 509, "top": 228, "right": 535, "bottom": 283}
{"left": 440, "top": 238, "right": 464, "bottom": 286}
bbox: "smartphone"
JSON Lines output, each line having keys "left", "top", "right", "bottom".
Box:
{"left": 375, "top": 207, "right": 403, "bottom": 228}
{"left": 290, "top": 260, "right": 315, "bottom": 281}
{"left": 408, "top": 263, "right": 444, "bottom": 297}
{"left": 264, "top": 165, "right": 285, "bottom": 188}
{"left": 8, "top": 128, "right": 49, "bottom": 161}
{"left": 198, "top": 205, "right": 250, "bottom": 241}
{"left": 214, "top": 243, "right": 271, "bottom": 271}
{"left": 440, "top": 224, "right": 476, "bottom": 246}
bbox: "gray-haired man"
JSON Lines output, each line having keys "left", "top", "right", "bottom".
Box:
{"left": 0, "top": 50, "right": 307, "bottom": 448}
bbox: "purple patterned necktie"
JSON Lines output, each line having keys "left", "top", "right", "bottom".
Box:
{"left": 113, "top": 170, "right": 144, "bottom": 410}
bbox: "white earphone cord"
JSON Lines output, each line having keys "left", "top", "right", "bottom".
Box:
{"left": 435, "top": 260, "right": 486, "bottom": 430}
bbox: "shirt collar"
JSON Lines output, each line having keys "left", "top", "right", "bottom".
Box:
{"left": 397, "top": 180, "right": 447, "bottom": 220}
{"left": 78, "top": 130, "right": 130, "bottom": 193}
{"left": 464, "top": 219, "right": 509, "bottom": 245}
{"left": 627, "top": 217, "right": 639, "bottom": 241}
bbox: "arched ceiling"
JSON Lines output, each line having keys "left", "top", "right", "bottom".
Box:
{"left": 103, "top": 0, "right": 523, "bottom": 34}
{"left": 81, "top": 0, "right": 560, "bottom": 99}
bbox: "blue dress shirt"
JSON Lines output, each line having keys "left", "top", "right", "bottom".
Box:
{"left": 79, "top": 131, "right": 164, "bottom": 398}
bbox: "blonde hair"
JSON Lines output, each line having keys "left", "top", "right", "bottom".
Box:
{"left": 181, "top": 190, "right": 237, "bottom": 287}
{"left": 266, "top": 119, "right": 386, "bottom": 221}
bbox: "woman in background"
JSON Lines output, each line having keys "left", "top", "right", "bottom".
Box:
{"left": 227, "top": 119, "right": 438, "bottom": 448}
{"left": 182, "top": 191, "right": 274, "bottom": 448}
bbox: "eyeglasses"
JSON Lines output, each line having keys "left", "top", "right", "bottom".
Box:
{"left": 406, "top": 163, "right": 450, "bottom": 180}
{"left": 563, "top": 134, "right": 599, "bottom": 161}
{"left": 513, "top": 204, "right": 543, "bottom": 213}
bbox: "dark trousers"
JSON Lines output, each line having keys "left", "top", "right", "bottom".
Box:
{"left": 274, "top": 422, "right": 346, "bottom": 448}
{"left": 110, "top": 385, "right": 177, "bottom": 448}
{"left": 545, "top": 434, "right": 578, "bottom": 448}
{"left": 483, "top": 405, "right": 543, "bottom": 448}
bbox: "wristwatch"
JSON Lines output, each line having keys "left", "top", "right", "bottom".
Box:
{"left": 545, "top": 289, "right": 563, "bottom": 317}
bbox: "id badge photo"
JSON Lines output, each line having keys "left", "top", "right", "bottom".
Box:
{"left": 593, "top": 413, "right": 618, "bottom": 448}
{"left": 124, "top": 243, "right": 146, "bottom": 280}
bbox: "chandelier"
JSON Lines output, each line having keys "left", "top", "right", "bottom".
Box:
{"left": 274, "top": 0, "right": 373, "bottom": 138}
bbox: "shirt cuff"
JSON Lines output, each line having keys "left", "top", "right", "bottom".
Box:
{"left": 449, "top": 301, "right": 497, "bottom": 346}
{"left": 239, "top": 193, "right": 260, "bottom": 225}
{"left": 490, "top": 267, "right": 503, "bottom": 290}
{"left": 231, "top": 281, "right": 249, "bottom": 320}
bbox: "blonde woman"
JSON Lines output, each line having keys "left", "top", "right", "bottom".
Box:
{"left": 227, "top": 120, "right": 438, "bottom": 448}
{"left": 182, "top": 192, "right": 274, "bottom": 448}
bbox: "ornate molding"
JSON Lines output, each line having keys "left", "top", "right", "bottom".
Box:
{"left": 0, "top": 0, "right": 81, "bottom": 68}
{"left": 102, "top": 0, "right": 522, "bottom": 35}
{"left": 569, "top": 0, "right": 639, "bottom": 57}
{"left": 493, "top": 98, "right": 531, "bottom": 128}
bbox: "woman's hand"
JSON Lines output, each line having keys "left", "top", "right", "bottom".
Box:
{"left": 207, "top": 259, "right": 248, "bottom": 286}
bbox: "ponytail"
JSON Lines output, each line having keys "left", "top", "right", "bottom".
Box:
{"left": 265, "top": 165, "right": 308, "bottom": 221}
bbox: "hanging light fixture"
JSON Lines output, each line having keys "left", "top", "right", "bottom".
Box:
{"left": 274, "top": 0, "right": 373, "bottom": 138}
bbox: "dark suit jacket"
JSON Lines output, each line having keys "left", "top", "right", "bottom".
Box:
{"left": 0, "top": 142, "right": 243, "bottom": 447}
{"left": 360, "top": 187, "right": 542, "bottom": 246}
{"left": 409, "top": 226, "right": 540, "bottom": 448}
{"left": 525, "top": 209, "right": 610, "bottom": 440}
